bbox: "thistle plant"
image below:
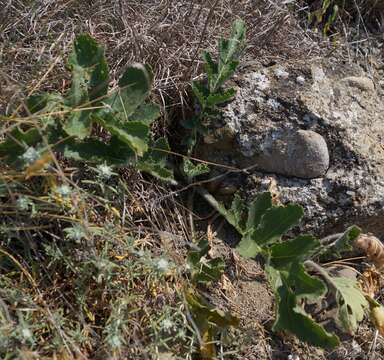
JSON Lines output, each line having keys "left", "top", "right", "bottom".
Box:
{"left": 0, "top": 34, "right": 173, "bottom": 181}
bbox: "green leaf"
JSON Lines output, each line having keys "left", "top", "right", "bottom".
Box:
{"left": 26, "top": 93, "right": 48, "bottom": 113}
{"left": 129, "top": 103, "right": 160, "bottom": 125}
{"left": 270, "top": 235, "right": 320, "bottom": 269}
{"left": 63, "top": 138, "right": 133, "bottom": 164}
{"left": 186, "top": 290, "right": 239, "bottom": 358}
{"left": 203, "top": 51, "right": 218, "bottom": 88}
{"left": 246, "top": 192, "right": 272, "bottom": 231}
{"left": 331, "top": 276, "right": 368, "bottom": 334}
{"left": 0, "top": 127, "right": 41, "bottom": 165}
{"left": 206, "top": 88, "right": 235, "bottom": 107}
{"left": 65, "top": 34, "right": 109, "bottom": 138}
{"left": 191, "top": 81, "right": 209, "bottom": 108}
{"left": 187, "top": 239, "right": 225, "bottom": 285}
{"left": 251, "top": 204, "right": 304, "bottom": 246}
{"left": 182, "top": 158, "right": 210, "bottom": 178}
{"left": 287, "top": 262, "right": 327, "bottom": 301}
{"left": 319, "top": 226, "right": 361, "bottom": 260}
{"left": 237, "top": 203, "right": 304, "bottom": 258}
{"left": 68, "top": 34, "right": 108, "bottom": 105}
{"left": 103, "top": 63, "right": 152, "bottom": 120}
{"left": 94, "top": 112, "right": 149, "bottom": 156}
{"left": 211, "top": 19, "right": 245, "bottom": 91}
{"left": 64, "top": 109, "right": 92, "bottom": 139}
{"left": 136, "top": 137, "right": 174, "bottom": 181}
{"left": 270, "top": 269, "right": 339, "bottom": 349}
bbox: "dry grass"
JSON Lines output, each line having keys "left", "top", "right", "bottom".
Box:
{"left": 0, "top": 0, "right": 324, "bottom": 118}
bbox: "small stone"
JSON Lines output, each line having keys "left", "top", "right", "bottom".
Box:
{"left": 296, "top": 75, "right": 305, "bottom": 85}
{"left": 274, "top": 67, "right": 289, "bottom": 80}
{"left": 341, "top": 76, "right": 375, "bottom": 92}
{"left": 256, "top": 130, "right": 330, "bottom": 179}
{"left": 251, "top": 72, "right": 270, "bottom": 90}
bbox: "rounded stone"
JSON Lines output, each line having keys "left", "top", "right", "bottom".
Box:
{"left": 256, "top": 130, "right": 330, "bottom": 179}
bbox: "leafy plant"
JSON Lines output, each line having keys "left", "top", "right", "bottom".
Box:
{"left": 198, "top": 188, "right": 372, "bottom": 349}
{"left": 187, "top": 239, "right": 225, "bottom": 286}
{"left": 0, "top": 34, "right": 172, "bottom": 181}
{"left": 309, "top": 0, "right": 340, "bottom": 35}
{"left": 181, "top": 19, "right": 246, "bottom": 178}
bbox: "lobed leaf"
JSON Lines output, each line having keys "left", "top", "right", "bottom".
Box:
{"left": 268, "top": 267, "right": 339, "bottom": 349}
{"left": 270, "top": 235, "right": 320, "bottom": 269}
{"left": 331, "top": 276, "right": 368, "bottom": 334}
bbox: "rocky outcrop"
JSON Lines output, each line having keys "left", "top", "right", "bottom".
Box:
{"left": 198, "top": 60, "right": 384, "bottom": 237}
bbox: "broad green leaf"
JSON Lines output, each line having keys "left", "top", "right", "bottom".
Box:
{"left": 270, "top": 235, "right": 320, "bottom": 269}
{"left": 63, "top": 139, "right": 133, "bottom": 164}
{"left": 271, "top": 274, "right": 339, "bottom": 349}
{"left": 287, "top": 262, "right": 326, "bottom": 301}
{"left": 331, "top": 276, "right": 368, "bottom": 334}
{"left": 251, "top": 204, "right": 303, "bottom": 246}
{"left": 26, "top": 93, "right": 48, "bottom": 113}
{"left": 129, "top": 103, "right": 160, "bottom": 125}
{"left": 64, "top": 109, "right": 92, "bottom": 139}
{"left": 66, "top": 34, "right": 108, "bottom": 138}
{"left": 68, "top": 34, "right": 108, "bottom": 102}
{"left": 103, "top": 63, "right": 152, "bottom": 120}
{"left": 237, "top": 204, "right": 304, "bottom": 258}
{"left": 182, "top": 158, "right": 210, "bottom": 178}
{"left": 137, "top": 137, "right": 174, "bottom": 181}
{"left": 94, "top": 112, "right": 149, "bottom": 156}
{"left": 246, "top": 192, "right": 272, "bottom": 231}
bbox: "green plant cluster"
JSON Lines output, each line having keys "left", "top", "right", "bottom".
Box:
{"left": 181, "top": 19, "right": 245, "bottom": 180}
{"left": 205, "top": 190, "right": 369, "bottom": 348}
{"left": 0, "top": 34, "right": 173, "bottom": 181}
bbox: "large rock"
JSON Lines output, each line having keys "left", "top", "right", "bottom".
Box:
{"left": 254, "top": 129, "right": 329, "bottom": 179}
{"left": 197, "top": 60, "right": 384, "bottom": 237}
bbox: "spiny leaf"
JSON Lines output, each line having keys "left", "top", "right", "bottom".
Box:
{"left": 319, "top": 226, "right": 361, "bottom": 261}
{"left": 137, "top": 137, "right": 174, "bottom": 181}
{"left": 66, "top": 34, "right": 108, "bottom": 138}
{"left": 94, "top": 112, "right": 149, "bottom": 156}
{"left": 129, "top": 103, "right": 160, "bottom": 125}
{"left": 68, "top": 33, "right": 108, "bottom": 106}
{"left": 64, "top": 109, "right": 92, "bottom": 139}
{"left": 103, "top": 63, "right": 152, "bottom": 120}
{"left": 206, "top": 88, "right": 236, "bottom": 107}
{"left": 203, "top": 51, "right": 218, "bottom": 88}
{"left": 63, "top": 138, "right": 133, "bottom": 164}
{"left": 182, "top": 158, "right": 210, "bottom": 179}
{"left": 191, "top": 81, "right": 209, "bottom": 108}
